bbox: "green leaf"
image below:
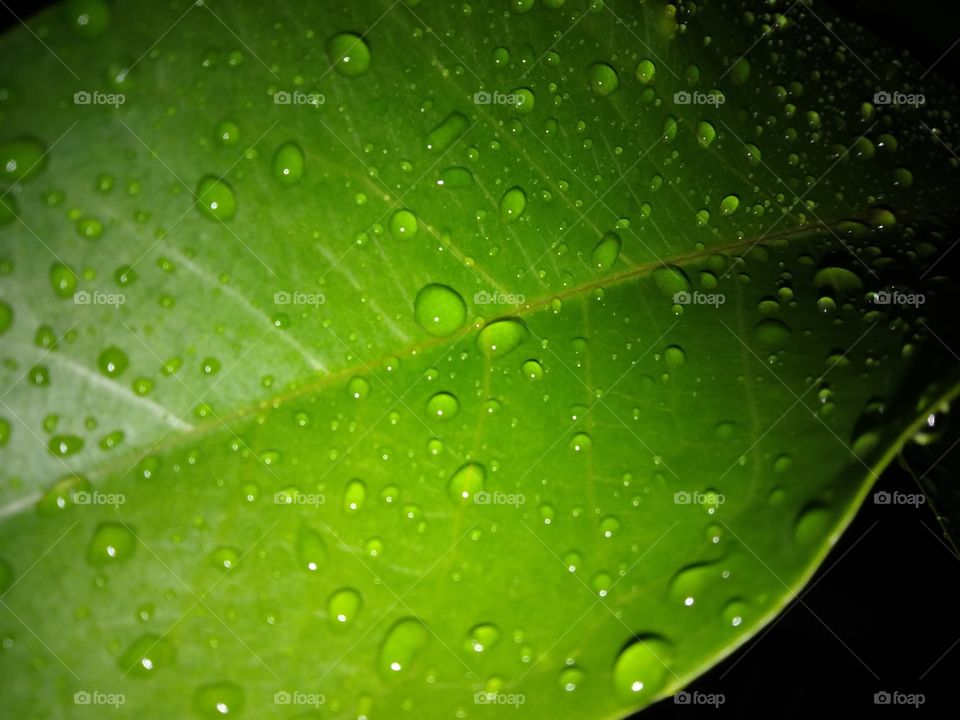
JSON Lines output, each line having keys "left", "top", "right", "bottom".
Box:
{"left": 1, "top": 0, "right": 958, "bottom": 717}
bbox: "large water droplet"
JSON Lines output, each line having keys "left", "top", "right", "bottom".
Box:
{"left": 477, "top": 318, "right": 527, "bottom": 359}
{"left": 326, "top": 32, "right": 371, "bottom": 77}
{"left": 195, "top": 176, "right": 236, "bottom": 221}
{"left": 414, "top": 283, "right": 466, "bottom": 336}
{"left": 612, "top": 638, "right": 672, "bottom": 704}
{"left": 447, "top": 463, "right": 486, "bottom": 503}
{"left": 378, "top": 618, "right": 429, "bottom": 677}
{"left": 499, "top": 186, "right": 527, "bottom": 223}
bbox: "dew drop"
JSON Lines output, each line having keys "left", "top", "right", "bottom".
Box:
{"left": 414, "top": 283, "right": 466, "bottom": 336}
{"left": 326, "top": 32, "right": 371, "bottom": 77}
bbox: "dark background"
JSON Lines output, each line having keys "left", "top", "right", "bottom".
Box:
{"left": 2, "top": 0, "right": 959, "bottom": 717}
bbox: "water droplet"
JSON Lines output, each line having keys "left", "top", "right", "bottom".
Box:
{"left": 570, "top": 432, "right": 592, "bottom": 452}
{"left": 559, "top": 666, "right": 586, "bottom": 691}
{"left": 414, "top": 283, "right": 466, "bottom": 336}
{"left": 793, "top": 503, "right": 829, "bottom": 545}
{"left": 328, "top": 588, "right": 362, "bottom": 627}
{"left": 326, "top": 32, "right": 371, "bottom": 77}
{"left": 390, "top": 209, "right": 418, "bottom": 238}
{"left": 48, "top": 434, "right": 84, "bottom": 457}
{"left": 592, "top": 232, "right": 621, "bottom": 271}
{"left": 37, "top": 474, "right": 90, "bottom": 516}
{"left": 193, "top": 682, "right": 244, "bottom": 717}
{"left": 499, "top": 186, "right": 527, "bottom": 223}
{"left": 465, "top": 623, "right": 500, "bottom": 653}
{"left": 521, "top": 359, "right": 544, "bottom": 380}
{"left": 587, "top": 62, "right": 620, "bottom": 96}
{"left": 87, "top": 522, "right": 136, "bottom": 565}
{"left": 696, "top": 121, "right": 716, "bottom": 148}
{"left": 722, "top": 598, "right": 748, "bottom": 628}
{"left": 118, "top": 633, "right": 174, "bottom": 677}
{"left": 753, "top": 319, "right": 792, "bottom": 349}
{"left": 62, "top": 0, "right": 109, "bottom": 36}
{"left": 426, "top": 391, "right": 460, "bottom": 419}
{"left": 378, "top": 618, "right": 429, "bottom": 677}
{"left": 668, "top": 562, "right": 719, "bottom": 607}
{"left": 210, "top": 545, "right": 240, "bottom": 570}
{"left": 652, "top": 265, "right": 691, "bottom": 298}
{"left": 612, "top": 638, "right": 672, "bottom": 704}
{"left": 98, "top": 346, "right": 129, "bottom": 378}
{"left": 447, "top": 463, "right": 486, "bottom": 503}
{"left": 719, "top": 195, "right": 740, "bottom": 216}
{"left": 477, "top": 318, "right": 527, "bottom": 359}
{"left": 425, "top": 111, "right": 468, "bottom": 152}
{"left": 195, "top": 176, "right": 236, "bottom": 221}
{"left": 296, "top": 526, "right": 327, "bottom": 572}
{"left": 0, "top": 137, "right": 46, "bottom": 182}
{"left": 272, "top": 141, "right": 304, "bottom": 185}
{"left": 50, "top": 263, "right": 78, "bottom": 299}
{"left": 343, "top": 478, "right": 366, "bottom": 514}
{"left": 635, "top": 58, "right": 655, "bottom": 84}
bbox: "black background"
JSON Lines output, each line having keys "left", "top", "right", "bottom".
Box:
{"left": 1, "top": 0, "right": 958, "bottom": 717}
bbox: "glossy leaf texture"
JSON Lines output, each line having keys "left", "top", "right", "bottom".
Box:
{"left": 0, "top": 0, "right": 959, "bottom": 717}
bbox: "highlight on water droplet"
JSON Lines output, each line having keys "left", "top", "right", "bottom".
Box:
{"left": 87, "top": 522, "right": 136, "bottom": 565}
{"left": 587, "top": 62, "right": 620, "bottom": 96}
{"left": 193, "top": 681, "right": 245, "bottom": 718}
{"left": 328, "top": 587, "right": 362, "bottom": 628}
{"left": 426, "top": 391, "right": 460, "bottom": 420}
